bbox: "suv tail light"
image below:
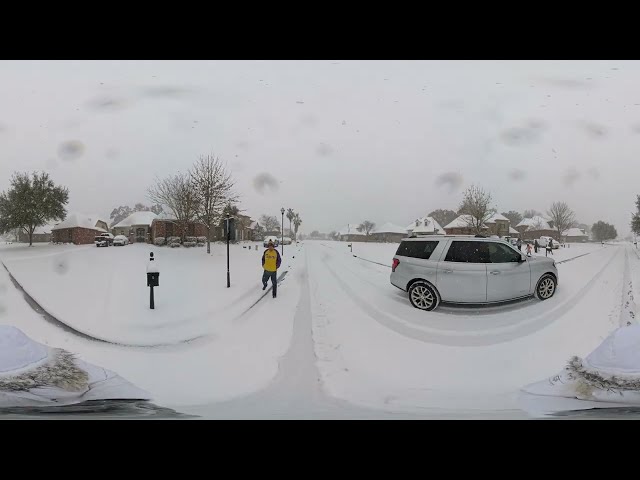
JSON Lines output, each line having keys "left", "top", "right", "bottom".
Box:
{"left": 392, "top": 258, "right": 400, "bottom": 272}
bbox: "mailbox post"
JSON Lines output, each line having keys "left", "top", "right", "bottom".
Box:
{"left": 146, "top": 252, "right": 159, "bottom": 309}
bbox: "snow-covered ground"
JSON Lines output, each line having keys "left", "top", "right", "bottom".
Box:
{"left": 306, "top": 240, "right": 634, "bottom": 415}
{"left": 0, "top": 239, "right": 637, "bottom": 418}
{"left": 0, "top": 242, "right": 302, "bottom": 408}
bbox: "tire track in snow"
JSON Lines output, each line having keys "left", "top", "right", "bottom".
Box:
{"left": 1, "top": 261, "right": 209, "bottom": 349}
{"left": 317, "top": 246, "right": 622, "bottom": 346}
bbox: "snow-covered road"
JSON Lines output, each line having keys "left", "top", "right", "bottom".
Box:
{"left": 1, "top": 240, "right": 637, "bottom": 418}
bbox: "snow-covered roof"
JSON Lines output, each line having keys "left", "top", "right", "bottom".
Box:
{"left": 563, "top": 227, "right": 588, "bottom": 237}
{"left": 406, "top": 217, "right": 445, "bottom": 235}
{"left": 112, "top": 211, "right": 158, "bottom": 229}
{"left": 338, "top": 224, "right": 363, "bottom": 236}
{"left": 486, "top": 213, "right": 510, "bottom": 223}
{"left": 153, "top": 211, "right": 177, "bottom": 221}
{"left": 509, "top": 226, "right": 519, "bottom": 234}
{"left": 51, "top": 213, "right": 107, "bottom": 232}
{"left": 249, "top": 221, "right": 259, "bottom": 230}
{"left": 372, "top": 222, "right": 407, "bottom": 234}
{"left": 517, "top": 216, "right": 551, "bottom": 230}
{"left": 444, "top": 215, "right": 489, "bottom": 229}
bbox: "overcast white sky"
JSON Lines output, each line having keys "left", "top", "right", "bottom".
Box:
{"left": 0, "top": 60, "right": 638, "bottom": 235}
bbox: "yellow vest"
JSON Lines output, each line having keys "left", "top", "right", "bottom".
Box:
{"left": 263, "top": 249, "right": 279, "bottom": 272}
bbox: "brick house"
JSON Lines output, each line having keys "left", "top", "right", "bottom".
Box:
{"left": 211, "top": 214, "right": 259, "bottom": 242}
{"left": 150, "top": 212, "right": 208, "bottom": 242}
{"left": 51, "top": 213, "right": 109, "bottom": 245}
{"left": 485, "top": 213, "right": 510, "bottom": 237}
{"left": 112, "top": 211, "right": 158, "bottom": 244}
{"left": 443, "top": 215, "right": 489, "bottom": 235}
{"left": 370, "top": 222, "right": 407, "bottom": 243}
{"left": 563, "top": 227, "right": 589, "bottom": 243}
{"left": 406, "top": 217, "right": 445, "bottom": 237}
{"left": 336, "top": 223, "right": 368, "bottom": 242}
{"left": 444, "top": 213, "right": 512, "bottom": 237}
{"left": 516, "top": 216, "right": 558, "bottom": 241}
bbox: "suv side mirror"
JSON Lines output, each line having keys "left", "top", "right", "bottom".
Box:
{"left": 519, "top": 255, "right": 527, "bottom": 263}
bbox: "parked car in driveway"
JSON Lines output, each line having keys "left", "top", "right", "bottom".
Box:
{"left": 390, "top": 236, "right": 558, "bottom": 311}
{"left": 97, "top": 232, "right": 114, "bottom": 245}
{"left": 94, "top": 235, "right": 110, "bottom": 247}
{"left": 282, "top": 236, "right": 293, "bottom": 245}
{"left": 113, "top": 235, "right": 129, "bottom": 246}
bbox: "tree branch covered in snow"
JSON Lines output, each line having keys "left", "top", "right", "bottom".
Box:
{"left": 0, "top": 171, "right": 68, "bottom": 246}
{"left": 260, "top": 214, "right": 280, "bottom": 233}
{"left": 547, "top": 201, "right": 576, "bottom": 239}
{"left": 147, "top": 172, "right": 199, "bottom": 241}
{"left": 358, "top": 220, "right": 375, "bottom": 236}
{"left": 190, "top": 155, "right": 237, "bottom": 253}
{"left": 458, "top": 185, "right": 494, "bottom": 234}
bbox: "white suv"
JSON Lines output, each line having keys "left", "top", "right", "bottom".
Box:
{"left": 391, "top": 236, "right": 558, "bottom": 311}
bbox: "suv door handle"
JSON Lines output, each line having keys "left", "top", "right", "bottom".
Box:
{"left": 442, "top": 269, "right": 453, "bottom": 274}
{"left": 490, "top": 271, "right": 501, "bottom": 275}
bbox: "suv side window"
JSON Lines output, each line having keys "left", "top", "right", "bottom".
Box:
{"left": 487, "top": 242, "right": 521, "bottom": 263}
{"left": 444, "top": 241, "right": 489, "bottom": 263}
{"left": 395, "top": 241, "right": 439, "bottom": 260}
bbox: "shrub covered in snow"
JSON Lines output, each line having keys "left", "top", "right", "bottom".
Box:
{"left": 169, "top": 242, "right": 181, "bottom": 248}
{"left": 196, "top": 242, "right": 205, "bottom": 247}
{"left": 183, "top": 241, "right": 197, "bottom": 248}
{"left": 197, "top": 236, "right": 207, "bottom": 243}
{"left": 185, "top": 236, "right": 197, "bottom": 243}
{"left": 154, "top": 237, "right": 165, "bottom": 246}
{"left": 167, "top": 236, "right": 181, "bottom": 244}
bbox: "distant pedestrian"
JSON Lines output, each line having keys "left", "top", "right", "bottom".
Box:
{"left": 517, "top": 238, "right": 522, "bottom": 251}
{"left": 547, "top": 238, "right": 554, "bottom": 256}
{"left": 261, "top": 241, "right": 282, "bottom": 298}
{"left": 534, "top": 239, "right": 539, "bottom": 253}
{"left": 526, "top": 243, "right": 532, "bottom": 256}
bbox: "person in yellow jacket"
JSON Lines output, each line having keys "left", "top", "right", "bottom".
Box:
{"left": 261, "top": 241, "right": 282, "bottom": 298}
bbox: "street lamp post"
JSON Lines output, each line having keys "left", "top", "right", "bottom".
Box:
{"left": 280, "top": 207, "right": 285, "bottom": 257}
{"left": 226, "top": 213, "right": 231, "bottom": 288}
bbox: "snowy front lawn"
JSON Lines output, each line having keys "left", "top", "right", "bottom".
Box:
{"left": 0, "top": 242, "right": 303, "bottom": 407}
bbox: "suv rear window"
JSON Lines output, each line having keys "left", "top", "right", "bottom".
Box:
{"left": 395, "top": 240, "right": 439, "bottom": 260}
{"left": 444, "top": 241, "right": 490, "bottom": 263}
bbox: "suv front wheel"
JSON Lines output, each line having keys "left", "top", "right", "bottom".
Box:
{"left": 535, "top": 274, "right": 556, "bottom": 300}
{"left": 408, "top": 281, "right": 440, "bottom": 311}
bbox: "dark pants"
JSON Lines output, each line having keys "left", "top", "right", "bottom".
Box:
{"left": 262, "top": 270, "right": 277, "bottom": 297}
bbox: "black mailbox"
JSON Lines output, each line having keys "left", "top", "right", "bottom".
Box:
{"left": 147, "top": 271, "right": 159, "bottom": 287}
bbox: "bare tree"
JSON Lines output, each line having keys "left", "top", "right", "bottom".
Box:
{"left": 523, "top": 209, "right": 542, "bottom": 219}
{"left": 190, "top": 155, "right": 236, "bottom": 253}
{"left": 260, "top": 214, "right": 280, "bottom": 234}
{"left": 293, "top": 213, "right": 302, "bottom": 241}
{"left": 458, "top": 185, "right": 493, "bottom": 234}
{"left": 358, "top": 220, "right": 376, "bottom": 236}
{"left": 547, "top": 201, "right": 577, "bottom": 240}
{"left": 501, "top": 210, "right": 523, "bottom": 227}
{"left": 428, "top": 209, "right": 457, "bottom": 228}
{"left": 328, "top": 230, "right": 337, "bottom": 240}
{"left": 147, "top": 172, "right": 199, "bottom": 242}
